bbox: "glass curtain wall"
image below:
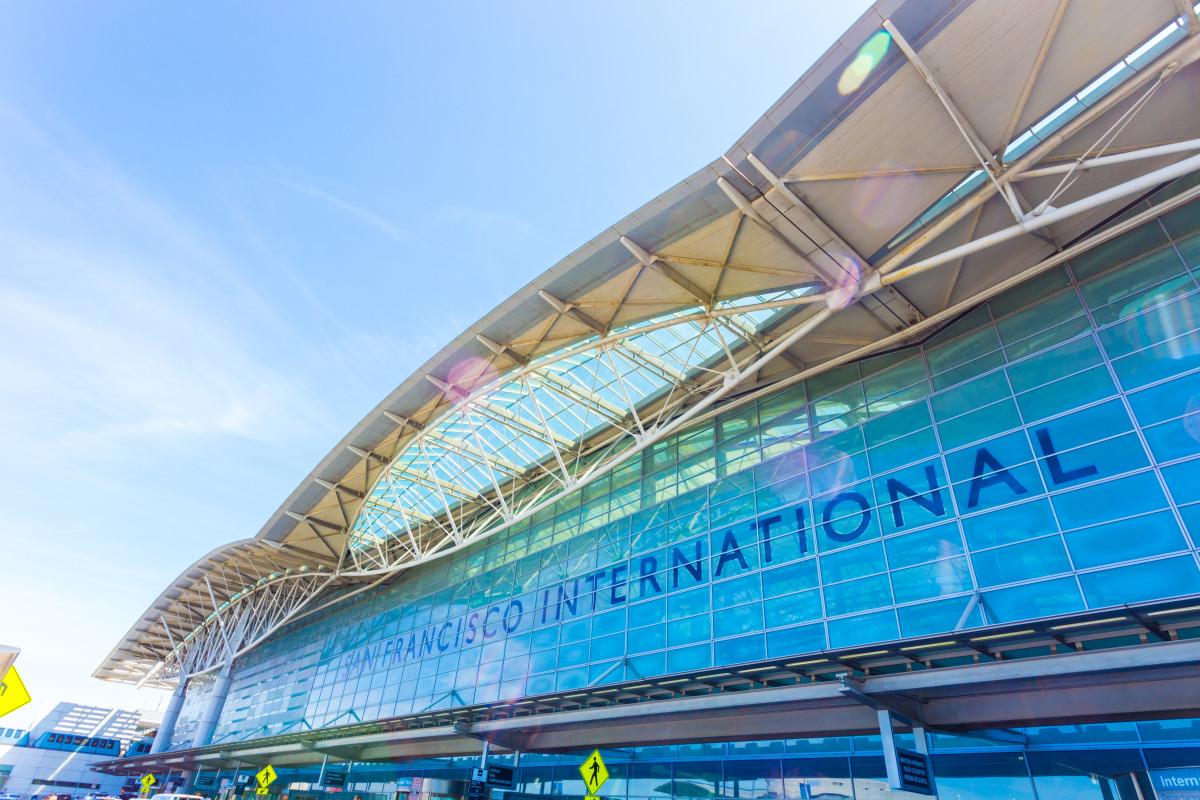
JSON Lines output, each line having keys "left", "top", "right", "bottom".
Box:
{"left": 182, "top": 182, "right": 1200, "bottom": 747}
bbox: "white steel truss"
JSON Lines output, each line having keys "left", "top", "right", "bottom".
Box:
{"left": 99, "top": 3, "right": 1200, "bottom": 685}
{"left": 158, "top": 569, "right": 337, "bottom": 681}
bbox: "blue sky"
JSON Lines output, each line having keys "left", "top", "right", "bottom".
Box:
{"left": 0, "top": 1, "right": 872, "bottom": 726}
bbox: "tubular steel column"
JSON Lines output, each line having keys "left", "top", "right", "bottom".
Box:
{"left": 193, "top": 661, "right": 233, "bottom": 748}
{"left": 150, "top": 677, "right": 188, "bottom": 754}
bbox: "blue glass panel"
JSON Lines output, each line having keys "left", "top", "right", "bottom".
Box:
{"left": 815, "top": 481, "right": 880, "bottom": 551}
{"left": 1004, "top": 316, "right": 1093, "bottom": 362}
{"left": 981, "top": 576, "right": 1084, "bottom": 622}
{"left": 971, "top": 535, "right": 1071, "bottom": 588}
{"left": 1129, "top": 369, "right": 1200, "bottom": 426}
{"left": 762, "top": 558, "right": 820, "bottom": 598}
{"left": 937, "top": 398, "right": 1023, "bottom": 451}
{"left": 1163, "top": 458, "right": 1200, "bottom": 504}
{"left": 588, "top": 633, "right": 624, "bottom": 662}
{"left": 754, "top": 447, "right": 806, "bottom": 488}
{"left": 1063, "top": 511, "right": 1187, "bottom": 569}
{"left": 827, "top": 609, "right": 899, "bottom": 648}
{"left": 962, "top": 498, "right": 1058, "bottom": 550}
{"left": 709, "top": 521, "right": 759, "bottom": 579}
{"left": 931, "top": 370, "right": 1012, "bottom": 421}
{"left": 666, "top": 614, "right": 711, "bottom": 647}
{"left": 1007, "top": 336, "right": 1102, "bottom": 393}
{"left": 821, "top": 541, "right": 887, "bottom": 583}
{"left": 1016, "top": 366, "right": 1117, "bottom": 423}
{"left": 1078, "top": 556, "right": 1200, "bottom": 607}
{"left": 810, "top": 451, "right": 871, "bottom": 495}
{"left": 714, "top": 634, "right": 766, "bottom": 666}
{"left": 627, "top": 651, "right": 666, "bottom": 679}
{"left": 873, "top": 460, "right": 952, "bottom": 535}
{"left": 712, "top": 573, "right": 763, "bottom": 607}
{"left": 891, "top": 557, "right": 972, "bottom": 603}
{"left": 885, "top": 522, "right": 964, "bottom": 568}
{"left": 867, "top": 427, "right": 939, "bottom": 475}
{"left": 989, "top": 266, "right": 1071, "bottom": 318}
{"left": 1111, "top": 332, "right": 1200, "bottom": 390}
{"left": 996, "top": 290, "right": 1085, "bottom": 346}
{"left": 1051, "top": 471, "right": 1168, "bottom": 529}
{"left": 898, "top": 595, "right": 982, "bottom": 637}
{"left": 1080, "top": 246, "right": 1190, "bottom": 311}
{"left": 1180, "top": 502, "right": 1200, "bottom": 540}
{"left": 713, "top": 603, "right": 764, "bottom": 638}
{"left": 592, "top": 609, "right": 626, "bottom": 637}
{"left": 764, "top": 589, "right": 822, "bottom": 627}
{"left": 1097, "top": 291, "right": 1200, "bottom": 359}
{"left": 823, "top": 573, "right": 892, "bottom": 616}
{"left": 933, "top": 349, "right": 1007, "bottom": 392}
{"left": 555, "top": 666, "right": 588, "bottom": 691}
{"left": 667, "top": 643, "right": 711, "bottom": 672}
{"left": 525, "top": 672, "right": 555, "bottom": 695}
{"left": 628, "top": 598, "right": 665, "bottom": 628}
{"left": 668, "top": 586, "right": 710, "bottom": 621}
{"left": 863, "top": 401, "right": 931, "bottom": 448}
{"left": 928, "top": 326, "right": 1002, "bottom": 376}
{"left": 755, "top": 478, "right": 807, "bottom": 514}
{"left": 1036, "top": 398, "right": 1133, "bottom": 446}
{"left": 625, "top": 625, "right": 663, "bottom": 654}
{"left": 946, "top": 430, "right": 1045, "bottom": 513}
{"left": 766, "top": 622, "right": 826, "bottom": 657}
{"left": 1071, "top": 222, "right": 1170, "bottom": 281}
{"left": 1034, "top": 432, "right": 1147, "bottom": 490}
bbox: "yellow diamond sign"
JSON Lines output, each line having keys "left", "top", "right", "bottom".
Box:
{"left": 579, "top": 749, "right": 608, "bottom": 795}
{"left": 140, "top": 774, "right": 156, "bottom": 791}
{"left": 256, "top": 765, "right": 277, "bottom": 788}
{"left": 0, "top": 667, "right": 31, "bottom": 720}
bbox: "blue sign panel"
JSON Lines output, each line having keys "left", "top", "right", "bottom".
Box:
{"left": 1152, "top": 769, "right": 1200, "bottom": 800}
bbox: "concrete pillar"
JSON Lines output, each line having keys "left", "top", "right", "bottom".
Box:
{"left": 193, "top": 661, "right": 233, "bottom": 748}
{"left": 150, "top": 677, "right": 189, "bottom": 754}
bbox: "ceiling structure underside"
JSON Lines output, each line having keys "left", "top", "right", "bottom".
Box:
{"left": 97, "top": 0, "right": 1200, "bottom": 686}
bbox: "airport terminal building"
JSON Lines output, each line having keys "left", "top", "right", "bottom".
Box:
{"left": 95, "top": 1, "right": 1200, "bottom": 798}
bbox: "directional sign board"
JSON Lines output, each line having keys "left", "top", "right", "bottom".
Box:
{"left": 0, "top": 666, "right": 31, "bottom": 720}
{"left": 322, "top": 765, "right": 347, "bottom": 789}
{"left": 141, "top": 775, "right": 157, "bottom": 792}
{"left": 894, "top": 749, "right": 935, "bottom": 795}
{"left": 579, "top": 750, "right": 609, "bottom": 796}
{"left": 486, "top": 765, "right": 514, "bottom": 788}
{"left": 195, "top": 774, "right": 217, "bottom": 789}
{"left": 466, "top": 779, "right": 488, "bottom": 800}
{"left": 256, "top": 765, "right": 277, "bottom": 788}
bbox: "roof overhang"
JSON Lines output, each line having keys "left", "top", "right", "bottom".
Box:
{"left": 99, "top": 0, "right": 1200, "bottom": 684}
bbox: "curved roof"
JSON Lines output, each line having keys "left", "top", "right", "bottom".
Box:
{"left": 98, "top": 0, "right": 1200, "bottom": 684}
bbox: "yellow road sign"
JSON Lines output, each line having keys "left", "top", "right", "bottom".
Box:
{"left": 256, "top": 788, "right": 269, "bottom": 796}
{"left": 0, "top": 666, "right": 31, "bottom": 719}
{"left": 140, "top": 774, "right": 157, "bottom": 790}
{"left": 256, "top": 765, "right": 277, "bottom": 788}
{"left": 579, "top": 749, "right": 608, "bottom": 795}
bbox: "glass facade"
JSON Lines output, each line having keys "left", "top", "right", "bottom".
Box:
{"left": 169, "top": 185, "right": 1200, "bottom": 749}
{"left": 181, "top": 724, "right": 1200, "bottom": 800}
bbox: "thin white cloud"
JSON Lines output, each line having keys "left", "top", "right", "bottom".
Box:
{"left": 278, "top": 176, "right": 408, "bottom": 243}
{"left": 0, "top": 106, "right": 325, "bottom": 460}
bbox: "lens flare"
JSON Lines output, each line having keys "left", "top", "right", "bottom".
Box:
{"left": 838, "top": 31, "right": 891, "bottom": 95}
{"left": 825, "top": 251, "right": 863, "bottom": 310}
{"left": 447, "top": 355, "right": 499, "bottom": 396}
{"left": 851, "top": 162, "right": 921, "bottom": 231}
